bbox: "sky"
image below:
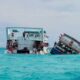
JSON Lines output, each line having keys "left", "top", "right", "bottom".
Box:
{"left": 0, "top": 0, "right": 80, "bottom": 47}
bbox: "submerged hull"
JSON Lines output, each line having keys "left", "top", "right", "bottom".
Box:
{"left": 50, "top": 48, "right": 65, "bottom": 54}
{"left": 50, "top": 47, "right": 78, "bottom": 54}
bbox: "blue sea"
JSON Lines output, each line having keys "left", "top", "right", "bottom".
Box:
{"left": 0, "top": 48, "right": 80, "bottom": 80}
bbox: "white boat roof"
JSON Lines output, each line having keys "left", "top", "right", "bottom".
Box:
{"left": 6, "top": 27, "right": 44, "bottom": 41}
{"left": 62, "top": 33, "right": 80, "bottom": 45}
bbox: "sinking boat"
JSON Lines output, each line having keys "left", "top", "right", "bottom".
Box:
{"left": 6, "top": 27, "right": 49, "bottom": 54}
{"left": 50, "top": 33, "right": 80, "bottom": 54}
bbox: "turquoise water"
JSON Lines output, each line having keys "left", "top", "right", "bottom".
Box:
{"left": 0, "top": 48, "right": 80, "bottom": 80}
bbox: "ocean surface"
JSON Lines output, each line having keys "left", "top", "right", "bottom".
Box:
{"left": 0, "top": 48, "right": 80, "bottom": 80}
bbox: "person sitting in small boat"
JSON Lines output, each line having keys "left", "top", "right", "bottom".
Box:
{"left": 33, "top": 48, "right": 37, "bottom": 54}
{"left": 17, "top": 47, "right": 30, "bottom": 54}
{"left": 36, "top": 48, "right": 44, "bottom": 54}
{"left": 23, "top": 47, "right": 30, "bottom": 54}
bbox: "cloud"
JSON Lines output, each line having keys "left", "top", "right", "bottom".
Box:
{"left": 0, "top": 0, "right": 80, "bottom": 47}
{"left": 40, "top": 0, "right": 80, "bottom": 12}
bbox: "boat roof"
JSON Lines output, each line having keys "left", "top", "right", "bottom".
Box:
{"left": 63, "top": 33, "right": 80, "bottom": 45}
{"left": 6, "top": 27, "right": 43, "bottom": 33}
{"left": 6, "top": 27, "right": 44, "bottom": 41}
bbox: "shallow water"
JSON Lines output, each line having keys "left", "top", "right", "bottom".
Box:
{"left": 0, "top": 48, "right": 80, "bottom": 80}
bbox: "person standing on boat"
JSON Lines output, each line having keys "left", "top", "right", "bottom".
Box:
{"left": 8, "top": 32, "right": 15, "bottom": 40}
{"left": 7, "top": 40, "right": 14, "bottom": 53}
{"left": 23, "top": 32, "right": 26, "bottom": 40}
{"left": 43, "top": 31, "right": 49, "bottom": 54}
{"left": 13, "top": 40, "right": 18, "bottom": 53}
{"left": 23, "top": 32, "right": 29, "bottom": 40}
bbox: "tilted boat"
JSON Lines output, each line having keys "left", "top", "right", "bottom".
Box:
{"left": 6, "top": 27, "right": 49, "bottom": 54}
{"left": 50, "top": 33, "right": 80, "bottom": 54}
